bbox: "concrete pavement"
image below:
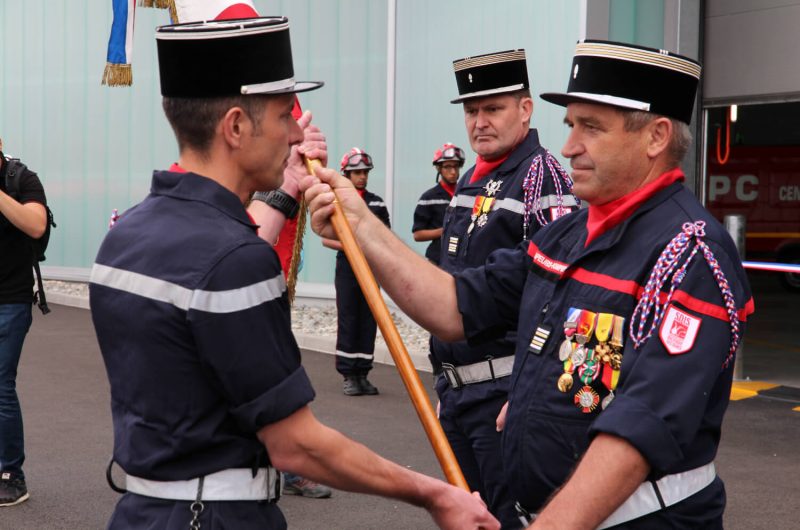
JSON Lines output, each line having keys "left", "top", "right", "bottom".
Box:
{"left": 2, "top": 304, "right": 798, "bottom": 529}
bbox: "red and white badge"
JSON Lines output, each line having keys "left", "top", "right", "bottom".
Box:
{"left": 659, "top": 304, "right": 702, "bottom": 355}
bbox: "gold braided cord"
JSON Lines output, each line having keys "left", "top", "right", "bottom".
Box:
{"left": 453, "top": 50, "right": 526, "bottom": 72}
{"left": 286, "top": 198, "right": 306, "bottom": 306}
{"left": 101, "top": 63, "right": 132, "bottom": 87}
{"left": 575, "top": 42, "right": 701, "bottom": 78}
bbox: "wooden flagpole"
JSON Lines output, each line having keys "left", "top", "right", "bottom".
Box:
{"left": 304, "top": 158, "right": 469, "bottom": 491}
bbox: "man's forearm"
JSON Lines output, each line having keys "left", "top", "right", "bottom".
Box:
{"left": 357, "top": 215, "right": 464, "bottom": 341}
{"left": 531, "top": 433, "right": 650, "bottom": 529}
{"left": 261, "top": 407, "right": 442, "bottom": 506}
{"left": 0, "top": 192, "right": 46, "bottom": 238}
{"left": 413, "top": 227, "right": 443, "bottom": 242}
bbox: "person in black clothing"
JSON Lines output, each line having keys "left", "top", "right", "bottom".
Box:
{"left": 0, "top": 138, "right": 48, "bottom": 507}
{"left": 412, "top": 143, "right": 465, "bottom": 266}
{"left": 326, "top": 148, "right": 390, "bottom": 396}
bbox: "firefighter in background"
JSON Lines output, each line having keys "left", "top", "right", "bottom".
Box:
{"left": 324, "top": 148, "right": 390, "bottom": 396}
{"left": 412, "top": 143, "right": 465, "bottom": 266}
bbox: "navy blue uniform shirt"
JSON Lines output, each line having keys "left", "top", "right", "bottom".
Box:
{"left": 411, "top": 182, "right": 453, "bottom": 265}
{"left": 456, "top": 179, "right": 753, "bottom": 524}
{"left": 90, "top": 170, "right": 316, "bottom": 482}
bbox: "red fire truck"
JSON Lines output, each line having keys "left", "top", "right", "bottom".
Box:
{"left": 706, "top": 146, "right": 800, "bottom": 291}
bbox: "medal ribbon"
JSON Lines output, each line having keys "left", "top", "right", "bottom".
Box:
{"left": 610, "top": 315, "right": 625, "bottom": 349}
{"left": 575, "top": 310, "right": 597, "bottom": 343}
{"left": 601, "top": 362, "right": 620, "bottom": 391}
{"left": 595, "top": 313, "right": 614, "bottom": 343}
{"left": 628, "top": 221, "right": 740, "bottom": 368}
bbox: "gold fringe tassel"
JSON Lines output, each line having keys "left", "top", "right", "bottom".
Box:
{"left": 286, "top": 199, "right": 307, "bottom": 306}
{"left": 138, "top": 0, "right": 177, "bottom": 23}
{"left": 101, "top": 63, "right": 132, "bottom": 87}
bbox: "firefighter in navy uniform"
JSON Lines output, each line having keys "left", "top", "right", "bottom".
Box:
{"left": 328, "top": 148, "right": 390, "bottom": 396}
{"left": 412, "top": 143, "right": 465, "bottom": 266}
{"left": 432, "top": 50, "right": 578, "bottom": 528}
{"left": 302, "top": 40, "right": 753, "bottom": 529}
{"left": 89, "top": 17, "right": 498, "bottom": 530}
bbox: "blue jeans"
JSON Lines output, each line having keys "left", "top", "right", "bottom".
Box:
{"left": 0, "top": 303, "right": 32, "bottom": 479}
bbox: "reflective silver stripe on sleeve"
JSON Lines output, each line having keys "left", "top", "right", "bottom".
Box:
{"left": 90, "top": 263, "right": 286, "bottom": 313}
{"left": 416, "top": 199, "right": 451, "bottom": 207}
{"left": 451, "top": 194, "right": 578, "bottom": 214}
{"left": 367, "top": 201, "right": 386, "bottom": 207}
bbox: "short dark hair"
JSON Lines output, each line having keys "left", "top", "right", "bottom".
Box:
{"left": 162, "top": 96, "right": 269, "bottom": 155}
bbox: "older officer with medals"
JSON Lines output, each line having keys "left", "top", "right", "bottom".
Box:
{"left": 302, "top": 39, "right": 753, "bottom": 529}
{"left": 425, "top": 50, "right": 579, "bottom": 529}
{"left": 90, "top": 17, "right": 498, "bottom": 530}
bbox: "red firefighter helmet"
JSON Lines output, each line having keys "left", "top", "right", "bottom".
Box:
{"left": 340, "top": 147, "right": 374, "bottom": 173}
{"left": 432, "top": 143, "right": 465, "bottom": 167}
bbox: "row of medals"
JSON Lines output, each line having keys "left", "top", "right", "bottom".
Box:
{"left": 557, "top": 312, "right": 625, "bottom": 413}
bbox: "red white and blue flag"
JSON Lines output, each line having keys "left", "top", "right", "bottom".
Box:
{"left": 102, "top": 0, "right": 258, "bottom": 86}
{"left": 102, "top": 0, "right": 136, "bottom": 86}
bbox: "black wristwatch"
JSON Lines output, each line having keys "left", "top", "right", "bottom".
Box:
{"left": 251, "top": 189, "right": 300, "bottom": 219}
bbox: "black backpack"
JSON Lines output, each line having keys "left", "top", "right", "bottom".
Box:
{"left": 4, "top": 158, "right": 57, "bottom": 314}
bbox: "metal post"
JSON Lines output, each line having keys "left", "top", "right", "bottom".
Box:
{"left": 724, "top": 214, "right": 746, "bottom": 380}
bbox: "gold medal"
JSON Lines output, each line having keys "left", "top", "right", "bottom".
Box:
{"left": 610, "top": 352, "right": 623, "bottom": 370}
{"left": 557, "top": 372, "right": 574, "bottom": 393}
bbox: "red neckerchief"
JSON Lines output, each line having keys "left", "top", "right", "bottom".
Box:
{"left": 356, "top": 188, "right": 366, "bottom": 199}
{"left": 585, "top": 168, "right": 685, "bottom": 247}
{"left": 168, "top": 163, "right": 258, "bottom": 227}
{"left": 469, "top": 153, "right": 509, "bottom": 184}
{"left": 439, "top": 180, "right": 456, "bottom": 198}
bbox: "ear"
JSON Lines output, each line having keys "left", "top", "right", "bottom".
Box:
{"left": 219, "top": 106, "right": 248, "bottom": 149}
{"left": 520, "top": 97, "right": 534, "bottom": 123}
{"left": 646, "top": 117, "right": 672, "bottom": 159}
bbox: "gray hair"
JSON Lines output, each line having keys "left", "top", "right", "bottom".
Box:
{"left": 622, "top": 111, "right": 692, "bottom": 167}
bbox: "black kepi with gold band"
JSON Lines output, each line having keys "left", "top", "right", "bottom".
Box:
{"left": 450, "top": 49, "right": 529, "bottom": 104}
{"left": 155, "top": 17, "right": 323, "bottom": 98}
{"left": 540, "top": 39, "right": 700, "bottom": 124}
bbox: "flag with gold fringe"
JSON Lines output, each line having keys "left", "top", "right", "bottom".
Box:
{"left": 101, "top": 0, "right": 136, "bottom": 86}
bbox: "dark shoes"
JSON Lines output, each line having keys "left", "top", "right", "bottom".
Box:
{"left": 282, "top": 476, "right": 333, "bottom": 499}
{"left": 342, "top": 375, "right": 379, "bottom": 396}
{"left": 0, "top": 472, "right": 29, "bottom": 507}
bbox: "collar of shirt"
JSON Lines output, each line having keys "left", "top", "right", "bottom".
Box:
{"left": 469, "top": 153, "right": 509, "bottom": 184}
{"left": 357, "top": 188, "right": 366, "bottom": 199}
{"left": 439, "top": 180, "right": 456, "bottom": 197}
{"left": 154, "top": 166, "right": 258, "bottom": 230}
{"left": 585, "top": 167, "right": 685, "bottom": 247}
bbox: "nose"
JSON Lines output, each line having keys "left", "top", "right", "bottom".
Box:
{"left": 289, "top": 117, "right": 304, "bottom": 145}
{"left": 561, "top": 129, "right": 582, "bottom": 159}
{"left": 475, "top": 109, "right": 490, "bottom": 129}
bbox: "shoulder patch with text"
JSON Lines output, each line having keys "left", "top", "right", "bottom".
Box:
{"left": 659, "top": 304, "right": 702, "bottom": 355}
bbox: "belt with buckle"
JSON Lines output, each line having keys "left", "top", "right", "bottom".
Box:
{"left": 514, "top": 462, "right": 716, "bottom": 528}
{"left": 441, "top": 355, "right": 514, "bottom": 390}
{"left": 124, "top": 467, "right": 282, "bottom": 502}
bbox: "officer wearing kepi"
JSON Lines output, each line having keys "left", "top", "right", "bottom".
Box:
{"left": 431, "top": 50, "right": 578, "bottom": 528}
{"left": 412, "top": 143, "right": 466, "bottom": 267}
{"left": 90, "top": 17, "right": 498, "bottom": 530}
{"left": 327, "top": 148, "right": 390, "bottom": 396}
{"left": 302, "top": 39, "right": 754, "bottom": 529}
